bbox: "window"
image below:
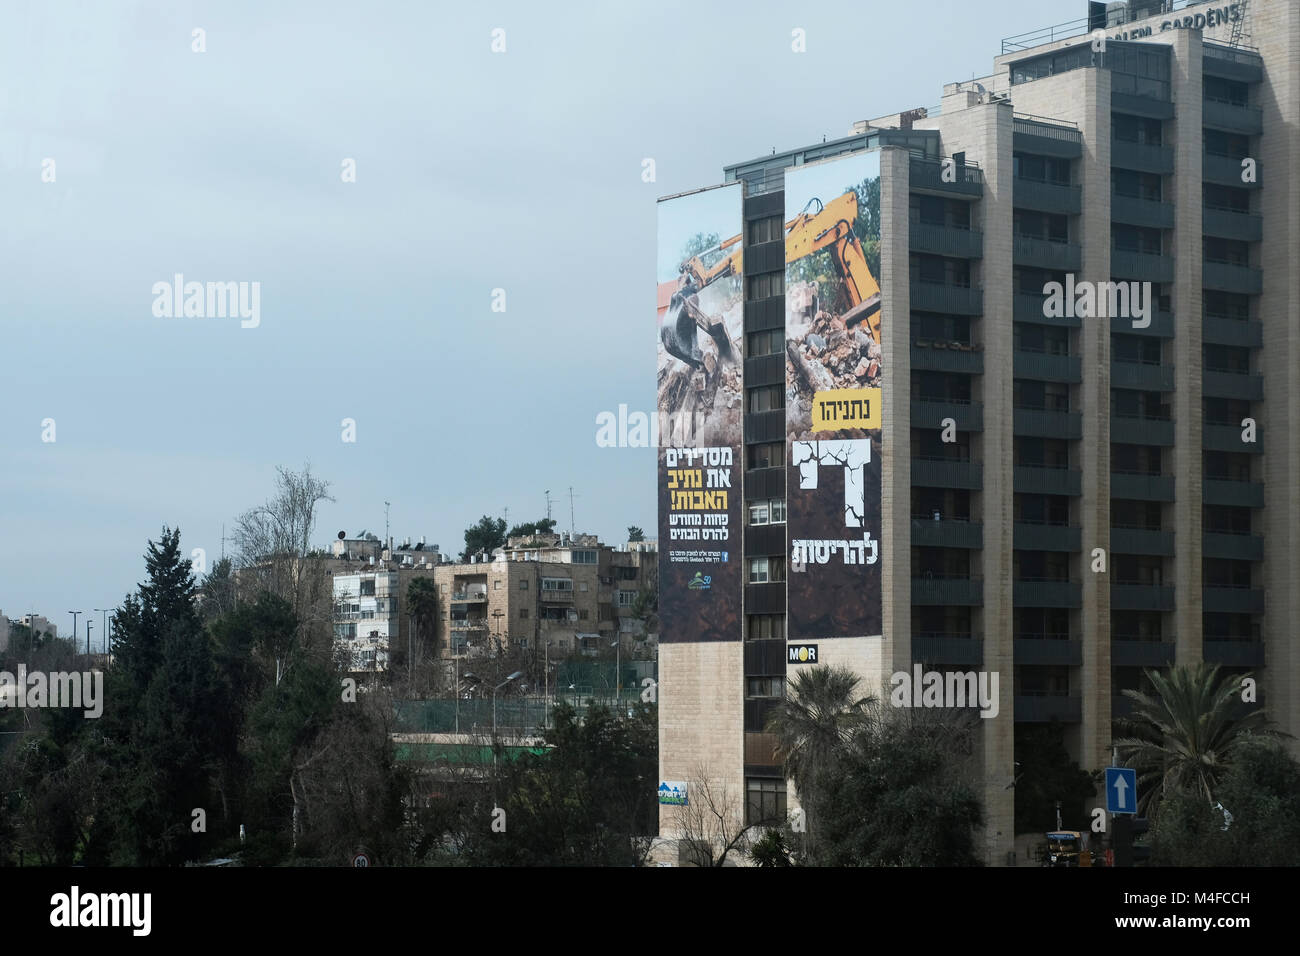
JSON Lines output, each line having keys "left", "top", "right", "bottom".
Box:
{"left": 519, "top": 609, "right": 529, "bottom": 619}
{"left": 748, "top": 498, "right": 786, "bottom": 525}
{"left": 520, "top": 579, "right": 528, "bottom": 590}
{"left": 746, "top": 614, "right": 786, "bottom": 640}
{"left": 746, "top": 778, "right": 787, "bottom": 826}
{"left": 571, "top": 549, "right": 598, "bottom": 564}
{"left": 360, "top": 580, "right": 376, "bottom": 596}
{"left": 746, "top": 677, "right": 785, "bottom": 698}
{"left": 579, "top": 581, "right": 589, "bottom": 592}
{"left": 747, "top": 215, "right": 783, "bottom": 244}
{"left": 746, "top": 442, "right": 784, "bottom": 470}
{"left": 493, "top": 580, "right": 501, "bottom": 590}
{"left": 748, "top": 556, "right": 786, "bottom": 584}
{"left": 747, "top": 385, "right": 784, "bottom": 413}
{"left": 746, "top": 272, "right": 785, "bottom": 300}
{"left": 616, "top": 590, "right": 637, "bottom": 607}
{"left": 749, "top": 501, "right": 769, "bottom": 525}
{"left": 746, "top": 329, "right": 784, "bottom": 356}
{"left": 541, "top": 578, "right": 573, "bottom": 592}
{"left": 579, "top": 609, "right": 589, "bottom": 620}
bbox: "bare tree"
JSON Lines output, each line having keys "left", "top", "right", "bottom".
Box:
{"left": 670, "top": 763, "right": 767, "bottom": 867}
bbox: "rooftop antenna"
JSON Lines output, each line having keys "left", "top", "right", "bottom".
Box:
{"left": 568, "top": 486, "right": 578, "bottom": 538}
{"left": 220, "top": 523, "right": 227, "bottom": 561}
{"left": 545, "top": 490, "right": 553, "bottom": 522}
{"left": 384, "top": 500, "right": 391, "bottom": 551}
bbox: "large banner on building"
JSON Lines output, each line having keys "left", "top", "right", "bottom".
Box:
{"left": 784, "top": 151, "right": 884, "bottom": 641}
{"left": 656, "top": 184, "right": 744, "bottom": 643}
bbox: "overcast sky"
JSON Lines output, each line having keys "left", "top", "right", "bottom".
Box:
{"left": 0, "top": 0, "right": 1079, "bottom": 637}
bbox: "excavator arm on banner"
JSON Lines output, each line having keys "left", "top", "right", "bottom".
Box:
{"left": 784, "top": 193, "right": 882, "bottom": 344}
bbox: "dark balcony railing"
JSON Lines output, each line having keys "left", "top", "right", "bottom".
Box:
{"left": 910, "top": 157, "right": 984, "bottom": 197}
{"left": 1013, "top": 579, "right": 1082, "bottom": 608}
{"left": 910, "top": 343, "right": 984, "bottom": 375}
{"left": 1014, "top": 407, "right": 1083, "bottom": 440}
{"left": 1014, "top": 637, "right": 1082, "bottom": 666}
{"left": 1202, "top": 532, "right": 1264, "bottom": 562}
{"left": 1111, "top": 249, "right": 1175, "bottom": 283}
{"left": 912, "top": 398, "right": 984, "bottom": 432}
{"left": 1203, "top": 208, "right": 1263, "bottom": 243}
{"left": 1013, "top": 177, "right": 1082, "bottom": 215}
{"left": 1014, "top": 465, "right": 1081, "bottom": 497}
{"left": 1111, "top": 195, "right": 1174, "bottom": 230}
{"left": 1203, "top": 369, "right": 1263, "bottom": 401}
{"left": 912, "top": 634, "right": 984, "bottom": 667}
{"left": 1202, "top": 478, "right": 1264, "bottom": 509}
{"left": 1015, "top": 694, "right": 1082, "bottom": 723}
{"left": 1013, "top": 523, "right": 1082, "bottom": 552}
{"left": 1204, "top": 422, "right": 1262, "bottom": 453}
{"left": 1110, "top": 415, "right": 1175, "bottom": 446}
{"left": 1014, "top": 350, "right": 1082, "bottom": 383}
{"left": 1203, "top": 640, "right": 1265, "bottom": 668}
{"left": 1111, "top": 640, "right": 1175, "bottom": 668}
{"left": 1111, "top": 91, "right": 1174, "bottom": 120}
{"left": 1110, "top": 472, "right": 1175, "bottom": 501}
{"left": 912, "top": 577, "right": 984, "bottom": 606}
{"left": 911, "top": 457, "right": 983, "bottom": 490}
{"left": 910, "top": 222, "right": 985, "bottom": 259}
{"left": 1202, "top": 98, "right": 1264, "bottom": 135}
{"left": 1111, "top": 584, "right": 1176, "bottom": 612}
{"left": 1110, "top": 527, "right": 1175, "bottom": 556}
{"left": 1013, "top": 235, "right": 1082, "bottom": 272}
{"left": 1111, "top": 360, "right": 1175, "bottom": 392}
{"left": 1203, "top": 587, "right": 1265, "bottom": 614}
{"left": 1203, "top": 260, "right": 1263, "bottom": 295}
{"left": 1111, "top": 140, "right": 1174, "bottom": 174}
{"left": 1110, "top": 311, "right": 1173, "bottom": 337}
{"left": 1203, "top": 152, "right": 1260, "bottom": 188}
{"left": 1202, "top": 316, "right": 1263, "bottom": 348}
{"left": 911, "top": 518, "right": 984, "bottom": 550}
{"left": 910, "top": 281, "right": 984, "bottom": 315}
{"left": 1014, "top": 292, "right": 1081, "bottom": 327}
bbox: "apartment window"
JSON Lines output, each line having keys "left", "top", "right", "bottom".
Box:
{"left": 520, "top": 579, "right": 528, "bottom": 590}
{"left": 1112, "top": 114, "right": 1163, "bottom": 146}
{"left": 746, "top": 329, "right": 784, "bottom": 356}
{"left": 748, "top": 215, "right": 783, "bottom": 244}
{"left": 747, "top": 385, "right": 785, "bottom": 413}
{"left": 1204, "top": 75, "right": 1249, "bottom": 107}
{"left": 746, "top": 614, "right": 786, "bottom": 641}
{"left": 572, "top": 550, "right": 598, "bottom": 564}
{"left": 746, "top": 272, "right": 785, "bottom": 300}
{"left": 748, "top": 498, "right": 786, "bottom": 525}
{"left": 746, "top": 677, "right": 786, "bottom": 698}
{"left": 746, "top": 778, "right": 787, "bottom": 826}
{"left": 746, "top": 442, "right": 784, "bottom": 470}
{"left": 579, "top": 609, "right": 589, "bottom": 620}
{"left": 1205, "top": 129, "right": 1251, "bottom": 160}
{"left": 493, "top": 580, "right": 501, "bottom": 590}
{"left": 360, "top": 580, "right": 376, "bottom": 596}
{"left": 616, "top": 590, "right": 637, "bottom": 608}
{"left": 577, "top": 581, "right": 588, "bottom": 592}
{"left": 541, "top": 578, "right": 573, "bottom": 592}
{"left": 1012, "top": 152, "right": 1071, "bottom": 185}
{"left": 1112, "top": 169, "right": 1162, "bottom": 202}
{"left": 616, "top": 566, "right": 638, "bottom": 581}
{"left": 519, "top": 609, "right": 529, "bottom": 619}
{"left": 748, "top": 556, "right": 785, "bottom": 584}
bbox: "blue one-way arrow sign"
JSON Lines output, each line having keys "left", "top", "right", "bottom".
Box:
{"left": 1106, "top": 767, "right": 1137, "bottom": 815}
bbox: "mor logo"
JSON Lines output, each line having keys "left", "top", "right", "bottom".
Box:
{"left": 788, "top": 644, "right": 818, "bottom": 664}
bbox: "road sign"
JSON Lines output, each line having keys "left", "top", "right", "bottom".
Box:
{"left": 1105, "top": 767, "right": 1137, "bottom": 815}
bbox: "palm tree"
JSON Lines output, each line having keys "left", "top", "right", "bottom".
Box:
{"left": 406, "top": 578, "right": 441, "bottom": 676}
{"left": 765, "top": 665, "right": 875, "bottom": 861}
{"left": 1115, "top": 662, "right": 1276, "bottom": 810}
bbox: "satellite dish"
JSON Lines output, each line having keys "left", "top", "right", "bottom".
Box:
{"left": 338, "top": 530, "right": 347, "bottom": 540}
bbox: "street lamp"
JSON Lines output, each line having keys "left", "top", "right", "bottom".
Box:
{"left": 492, "top": 671, "right": 524, "bottom": 742}
{"left": 610, "top": 637, "right": 621, "bottom": 708}
{"left": 545, "top": 640, "right": 555, "bottom": 731}
{"left": 94, "top": 609, "right": 110, "bottom": 655}
{"left": 86, "top": 619, "right": 93, "bottom": 656}
{"left": 68, "top": 611, "right": 82, "bottom": 651}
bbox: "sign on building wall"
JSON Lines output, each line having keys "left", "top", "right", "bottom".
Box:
{"left": 783, "top": 151, "right": 885, "bottom": 641}
{"left": 658, "top": 781, "right": 689, "bottom": 806}
{"left": 656, "top": 184, "right": 744, "bottom": 643}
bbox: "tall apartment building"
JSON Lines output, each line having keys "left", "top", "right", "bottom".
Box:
{"left": 656, "top": 0, "right": 1298, "bottom": 864}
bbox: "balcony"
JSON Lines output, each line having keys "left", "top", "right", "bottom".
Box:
{"left": 539, "top": 589, "right": 575, "bottom": 603}
{"left": 912, "top": 577, "right": 984, "bottom": 606}
{"left": 910, "top": 157, "right": 984, "bottom": 198}
{"left": 1013, "top": 178, "right": 1082, "bottom": 215}
{"left": 1110, "top": 415, "right": 1175, "bottom": 447}
{"left": 1111, "top": 249, "right": 1175, "bottom": 284}
{"left": 1110, "top": 472, "right": 1174, "bottom": 501}
{"left": 1203, "top": 531, "right": 1264, "bottom": 562}
{"left": 1202, "top": 478, "right": 1264, "bottom": 509}
{"left": 1014, "top": 408, "right": 1083, "bottom": 440}
{"left": 1015, "top": 694, "right": 1082, "bottom": 723}
{"left": 1204, "top": 422, "right": 1262, "bottom": 454}
{"left": 1111, "top": 640, "right": 1174, "bottom": 668}
{"left": 1014, "top": 465, "right": 1081, "bottom": 497}
{"left": 449, "top": 620, "right": 488, "bottom": 632}
{"left": 1111, "top": 140, "right": 1174, "bottom": 174}
{"left": 451, "top": 591, "right": 487, "bottom": 603}
{"left": 1111, "top": 584, "right": 1176, "bottom": 612}
{"left": 1111, "top": 195, "right": 1174, "bottom": 230}
{"left": 1111, "top": 91, "right": 1174, "bottom": 120}
{"left": 744, "top": 352, "right": 784, "bottom": 386}
{"left": 1202, "top": 98, "right": 1264, "bottom": 135}
{"left": 1110, "top": 527, "right": 1175, "bottom": 556}
{"left": 1110, "top": 311, "right": 1174, "bottom": 338}
{"left": 912, "top": 634, "right": 984, "bottom": 667}
{"left": 1203, "top": 152, "right": 1260, "bottom": 188}
{"left": 1013, "top": 117, "right": 1083, "bottom": 158}
{"left": 1203, "top": 42, "right": 1264, "bottom": 83}
{"left": 911, "top": 518, "right": 983, "bottom": 550}
{"left": 910, "top": 222, "right": 984, "bottom": 259}
{"left": 1203, "top": 261, "right": 1263, "bottom": 295}
{"left": 1203, "top": 208, "right": 1263, "bottom": 243}
{"left": 1203, "top": 587, "right": 1265, "bottom": 614}
{"left": 1015, "top": 292, "right": 1080, "bottom": 328}
{"left": 910, "top": 281, "right": 983, "bottom": 315}
{"left": 910, "top": 342, "right": 984, "bottom": 375}
{"left": 1202, "top": 316, "right": 1262, "bottom": 348}
{"left": 912, "top": 398, "right": 983, "bottom": 432}
{"left": 1111, "top": 360, "right": 1174, "bottom": 393}
{"left": 1013, "top": 523, "right": 1082, "bottom": 553}
{"left": 1013, "top": 579, "right": 1082, "bottom": 608}
{"left": 1014, "top": 350, "right": 1082, "bottom": 383}
{"left": 1015, "top": 637, "right": 1083, "bottom": 666}
{"left": 1013, "top": 235, "right": 1082, "bottom": 272}
{"left": 911, "top": 457, "right": 982, "bottom": 490}
{"left": 1203, "top": 640, "right": 1265, "bottom": 668}
{"left": 1203, "top": 369, "right": 1263, "bottom": 401}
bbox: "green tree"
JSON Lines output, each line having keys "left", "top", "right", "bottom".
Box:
{"left": 507, "top": 517, "right": 556, "bottom": 539}
{"left": 407, "top": 577, "right": 441, "bottom": 661}
{"left": 461, "top": 515, "right": 507, "bottom": 561}
{"left": 626, "top": 526, "right": 645, "bottom": 542}
{"left": 1013, "top": 722, "right": 1096, "bottom": 833}
{"left": 1115, "top": 662, "right": 1275, "bottom": 810}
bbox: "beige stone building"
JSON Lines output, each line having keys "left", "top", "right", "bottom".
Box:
{"left": 659, "top": 0, "right": 1298, "bottom": 865}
